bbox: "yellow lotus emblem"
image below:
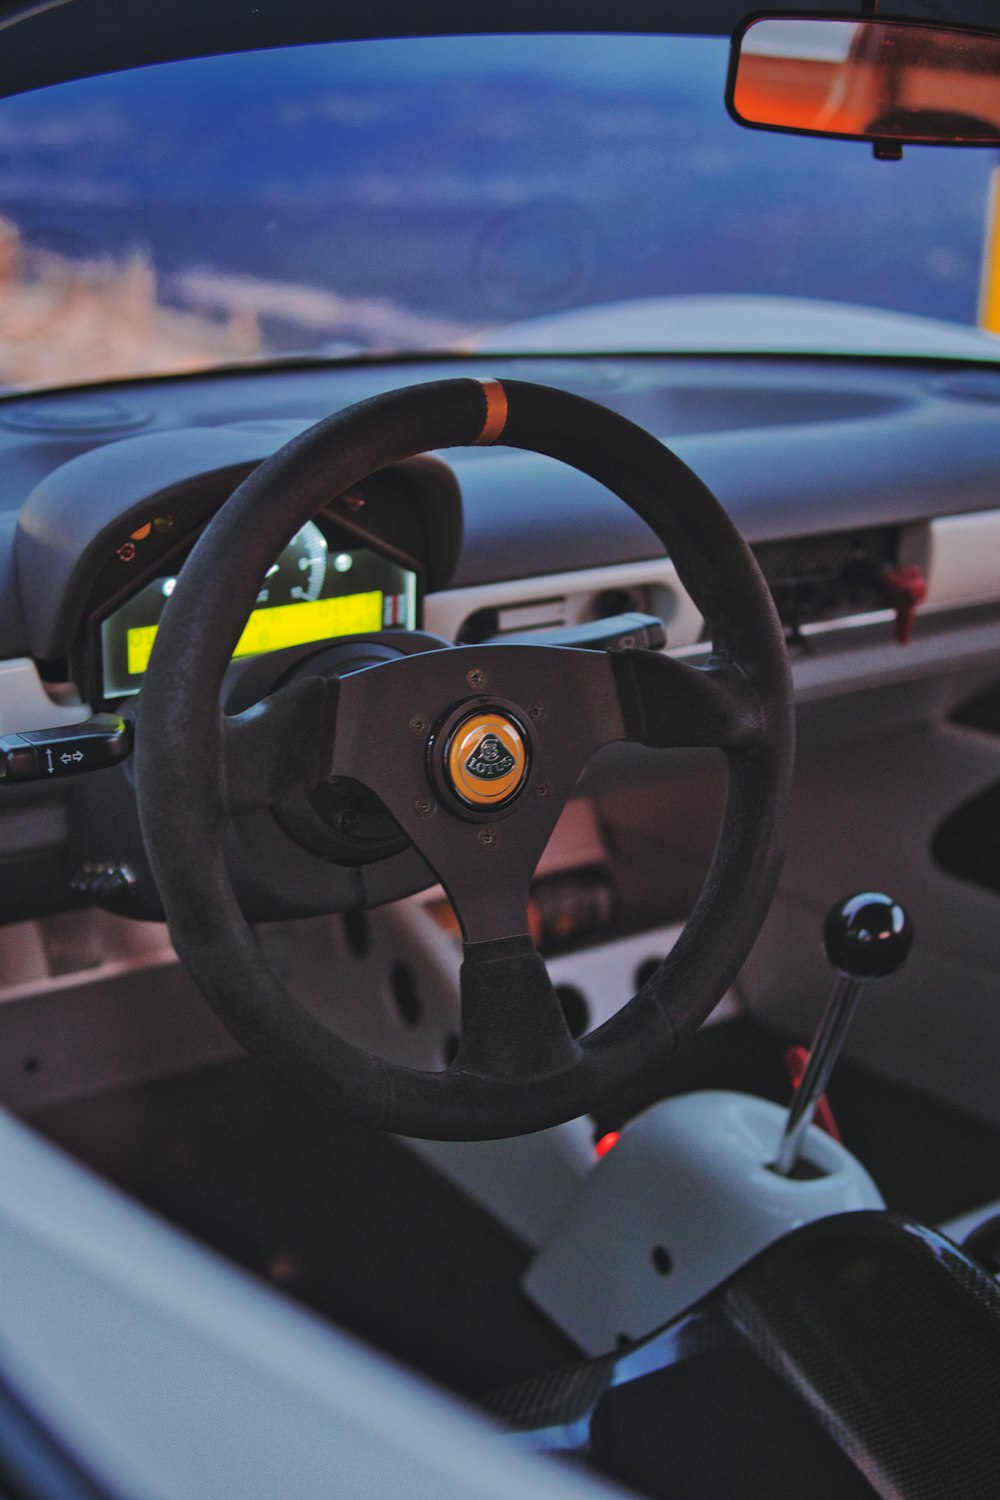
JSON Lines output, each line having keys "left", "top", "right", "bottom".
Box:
{"left": 445, "top": 711, "right": 528, "bottom": 808}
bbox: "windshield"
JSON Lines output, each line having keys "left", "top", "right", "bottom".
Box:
{"left": 1, "top": 33, "right": 998, "bottom": 394}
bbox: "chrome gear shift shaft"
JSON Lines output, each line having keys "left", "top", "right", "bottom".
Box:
{"left": 774, "top": 892, "right": 913, "bottom": 1178}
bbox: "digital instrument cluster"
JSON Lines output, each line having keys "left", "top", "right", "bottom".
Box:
{"left": 99, "top": 521, "right": 418, "bottom": 699}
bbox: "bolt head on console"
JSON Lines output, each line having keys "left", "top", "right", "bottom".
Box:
{"left": 823, "top": 892, "right": 913, "bottom": 981}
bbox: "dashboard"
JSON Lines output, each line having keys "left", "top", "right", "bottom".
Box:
{"left": 0, "top": 347, "right": 996, "bottom": 1145}
{"left": 0, "top": 351, "right": 999, "bottom": 937}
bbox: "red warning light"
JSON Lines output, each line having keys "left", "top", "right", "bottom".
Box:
{"left": 784, "top": 1045, "right": 841, "bottom": 1142}
{"left": 116, "top": 542, "right": 136, "bottom": 563}
{"left": 595, "top": 1131, "right": 620, "bottom": 1159}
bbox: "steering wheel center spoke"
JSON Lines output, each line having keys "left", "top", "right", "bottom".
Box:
{"left": 325, "top": 641, "right": 624, "bottom": 942}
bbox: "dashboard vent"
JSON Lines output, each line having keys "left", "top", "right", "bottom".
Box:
{"left": 457, "top": 595, "right": 568, "bottom": 644}
{"left": 424, "top": 560, "right": 705, "bottom": 651}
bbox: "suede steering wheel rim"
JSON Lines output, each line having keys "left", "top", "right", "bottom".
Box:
{"left": 135, "top": 378, "right": 794, "bottom": 1141}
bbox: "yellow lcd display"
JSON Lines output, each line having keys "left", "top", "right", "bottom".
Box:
{"left": 127, "top": 590, "right": 384, "bottom": 677}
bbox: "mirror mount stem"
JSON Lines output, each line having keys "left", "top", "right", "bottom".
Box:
{"left": 872, "top": 139, "right": 903, "bottom": 162}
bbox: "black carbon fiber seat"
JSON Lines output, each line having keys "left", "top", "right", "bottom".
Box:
{"left": 490, "top": 1212, "right": 1000, "bottom": 1500}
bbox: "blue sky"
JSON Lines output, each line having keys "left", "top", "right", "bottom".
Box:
{"left": 0, "top": 34, "right": 994, "bottom": 336}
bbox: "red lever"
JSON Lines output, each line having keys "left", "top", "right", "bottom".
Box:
{"left": 882, "top": 564, "right": 928, "bottom": 646}
{"left": 784, "top": 1045, "right": 842, "bottom": 1142}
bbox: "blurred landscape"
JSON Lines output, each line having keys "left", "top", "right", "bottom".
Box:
{"left": 0, "top": 215, "right": 476, "bottom": 390}
{"left": 0, "top": 34, "right": 995, "bottom": 392}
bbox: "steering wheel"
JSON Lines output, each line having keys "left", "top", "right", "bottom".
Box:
{"left": 135, "top": 379, "right": 793, "bottom": 1141}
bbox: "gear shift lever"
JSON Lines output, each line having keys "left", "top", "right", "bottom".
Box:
{"left": 774, "top": 892, "right": 913, "bottom": 1178}
{"left": 525, "top": 891, "right": 898, "bottom": 1352}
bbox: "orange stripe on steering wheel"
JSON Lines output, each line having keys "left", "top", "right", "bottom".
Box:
{"left": 474, "top": 380, "right": 508, "bottom": 445}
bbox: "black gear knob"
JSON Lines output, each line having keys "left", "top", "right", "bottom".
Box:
{"left": 823, "top": 892, "right": 913, "bottom": 981}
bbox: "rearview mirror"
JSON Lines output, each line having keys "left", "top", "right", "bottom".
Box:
{"left": 728, "top": 14, "right": 1000, "bottom": 147}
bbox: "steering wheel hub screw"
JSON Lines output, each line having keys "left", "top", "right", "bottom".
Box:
{"left": 535, "top": 780, "right": 553, "bottom": 799}
{"left": 477, "top": 826, "right": 497, "bottom": 847}
{"left": 408, "top": 714, "right": 429, "bottom": 734}
{"left": 414, "top": 795, "right": 435, "bottom": 817}
{"left": 466, "top": 667, "right": 486, "bottom": 688}
{"left": 527, "top": 701, "right": 545, "bottom": 721}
